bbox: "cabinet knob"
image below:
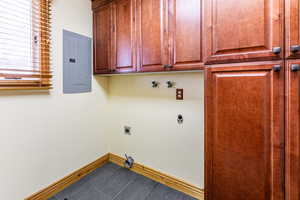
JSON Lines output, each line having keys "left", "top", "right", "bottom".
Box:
{"left": 291, "top": 64, "right": 300, "bottom": 72}
{"left": 273, "top": 65, "right": 281, "bottom": 72}
{"left": 272, "top": 47, "right": 281, "bottom": 54}
{"left": 291, "top": 45, "right": 300, "bottom": 53}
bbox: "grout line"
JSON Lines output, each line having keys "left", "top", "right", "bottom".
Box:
{"left": 111, "top": 175, "right": 139, "bottom": 200}
{"left": 91, "top": 167, "right": 122, "bottom": 195}
{"left": 143, "top": 182, "right": 160, "bottom": 200}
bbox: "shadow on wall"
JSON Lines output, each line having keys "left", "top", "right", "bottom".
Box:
{"left": 106, "top": 72, "right": 204, "bottom": 100}
{"left": 94, "top": 76, "right": 109, "bottom": 95}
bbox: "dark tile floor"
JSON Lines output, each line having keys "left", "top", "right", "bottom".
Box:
{"left": 48, "top": 162, "right": 197, "bottom": 200}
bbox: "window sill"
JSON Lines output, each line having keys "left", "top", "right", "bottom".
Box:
{"left": 0, "top": 87, "right": 52, "bottom": 91}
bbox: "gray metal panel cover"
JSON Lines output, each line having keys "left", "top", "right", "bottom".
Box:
{"left": 63, "top": 30, "right": 92, "bottom": 93}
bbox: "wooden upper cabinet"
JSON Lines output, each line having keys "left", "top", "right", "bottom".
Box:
{"left": 204, "top": 0, "right": 284, "bottom": 64}
{"left": 111, "top": 0, "right": 136, "bottom": 73}
{"left": 136, "top": 0, "right": 168, "bottom": 72}
{"left": 92, "top": 0, "right": 203, "bottom": 74}
{"left": 285, "top": 60, "right": 300, "bottom": 200}
{"left": 286, "top": 0, "right": 300, "bottom": 58}
{"left": 205, "top": 62, "right": 284, "bottom": 200}
{"left": 168, "top": 0, "right": 203, "bottom": 70}
{"left": 93, "top": 4, "right": 112, "bottom": 74}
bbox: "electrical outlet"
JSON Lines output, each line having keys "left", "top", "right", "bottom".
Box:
{"left": 124, "top": 126, "right": 131, "bottom": 135}
{"left": 176, "top": 89, "right": 184, "bottom": 100}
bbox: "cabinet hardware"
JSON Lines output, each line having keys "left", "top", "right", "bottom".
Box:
{"left": 273, "top": 65, "right": 281, "bottom": 72}
{"left": 291, "top": 64, "right": 300, "bottom": 72}
{"left": 272, "top": 47, "right": 281, "bottom": 54}
{"left": 291, "top": 45, "right": 300, "bottom": 53}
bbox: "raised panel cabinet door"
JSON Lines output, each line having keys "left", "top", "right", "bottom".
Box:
{"left": 286, "top": 0, "right": 300, "bottom": 58}
{"left": 93, "top": 4, "right": 112, "bottom": 74}
{"left": 136, "top": 0, "right": 168, "bottom": 72}
{"left": 111, "top": 0, "right": 136, "bottom": 73}
{"left": 204, "top": 0, "right": 284, "bottom": 64}
{"left": 205, "top": 62, "right": 284, "bottom": 200}
{"left": 168, "top": 0, "right": 203, "bottom": 70}
{"left": 285, "top": 60, "right": 300, "bottom": 200}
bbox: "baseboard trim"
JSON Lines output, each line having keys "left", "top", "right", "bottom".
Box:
{"left": 109, "top": 153, "right": 204, "bottom": 200}
{"left": 25, "top": 153, "right": 110, "bottom": 200}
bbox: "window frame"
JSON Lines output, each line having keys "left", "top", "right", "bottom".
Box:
{"left": 0, "top": 0, "right": 52, "bottom": 90}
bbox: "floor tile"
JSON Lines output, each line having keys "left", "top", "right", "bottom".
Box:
{"left": 47, "top": 196, "right": 58, "bottom": 200}
{"left": 100, "top": 168, "right": 139, "bottom": 198}
{"left": 54, "top": 163, "right": 120, "bottom": 200}
{"left": 54, "top": 177, "right": 93, "bottom": 200}
{"left": 48, "top": 162, "right": 196, "bottom": 200}
{"left": 113, "top": 174, "right": 158, "bottom": 200}
{"left": 145, "top": 183, "right": 197, "bottom": 200}
{"left": 86, "top": 163, "right": 120, "bottom": 182}
{"left": 71, "top": 187, "right": 111, "bottom": 200}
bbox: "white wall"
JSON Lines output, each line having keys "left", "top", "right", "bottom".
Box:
{"left": 107, "top": 72, "right": 204, "bottom": 188}
{"left": 0, "top": 0, "right": 110, "bottom": 199}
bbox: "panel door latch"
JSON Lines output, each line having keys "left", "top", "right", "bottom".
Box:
{"left": 272, "top": 47, "right": 281, "bottom": 54}
{"left": 273, "top": 65, "right": 281, "bottom": 72}
{"left": 291, "top": 64, "right": 300, "bottom": 72}
{"left": 291, "top": 45, "right": 300, "bottom": 53}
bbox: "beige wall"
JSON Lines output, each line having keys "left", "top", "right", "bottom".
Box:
{"left": 107, "top": 73, "right": 204, "bottom": 188}
{"left": 0, "top": 0, "right": 110, "bottom": 199}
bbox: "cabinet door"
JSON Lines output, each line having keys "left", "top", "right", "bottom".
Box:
{"left": 285, "top": 60, "right": 300, "bottom": 200}
{"left": 168, "top": 0, "right": 203, "bottom": 70}
{"left": 93, "top": 4, "right": 112, "bottom": 74}
{"left": 136, "top": 0, "right": 168, "bottom": 72}
{"left": 286, "top": 0, "right": 300, "bottom": 58}
{"left": 205, "top": 62, "right": 284, "bottom": 200}
{"left": 204, "top": 0, "right": 284, "bottom": 64}
{"left": 111, "top": 0, "right": 136, "bottom": 73}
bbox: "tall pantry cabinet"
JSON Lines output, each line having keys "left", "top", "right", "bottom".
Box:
{"left": 205, "top": 0, "right": 299, "bottom": 200}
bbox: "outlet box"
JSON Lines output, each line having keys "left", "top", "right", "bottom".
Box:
{"left": 124, "top": 126, "right": 131, "bottom": 135}
{"left": 176, "top": 88, "right": 184, "bottom": 100}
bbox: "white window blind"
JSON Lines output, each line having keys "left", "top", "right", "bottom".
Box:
{"left": 0, "top": 0, "right": 52, "bottom": 89}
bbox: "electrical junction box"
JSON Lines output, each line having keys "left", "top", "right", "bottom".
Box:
{"left": 63, "top": 30, "right": 92, "bottom": 94}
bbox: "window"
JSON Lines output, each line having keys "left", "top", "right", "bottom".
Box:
{"left": 0, "top": 0, "right": 52, "bottom": 90}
